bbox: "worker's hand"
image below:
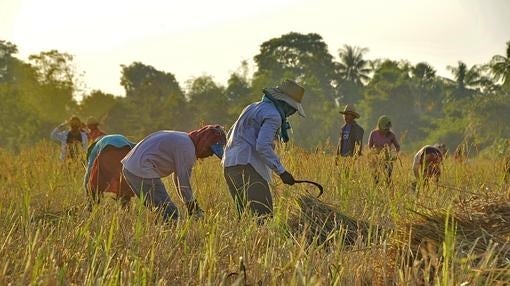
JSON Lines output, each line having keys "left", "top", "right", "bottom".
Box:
{"left": 58, "top": 121, "right": 67, "bottom": 128}
{"left": 279, "top": 171, "right": 295, "bottom": 185}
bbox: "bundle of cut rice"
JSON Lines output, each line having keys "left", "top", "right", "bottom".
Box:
{"left": 397, "top": 194, "right": 510, "bottom": 275}
{"left": 289, "top": 194, "right": 376, "bottom": 246}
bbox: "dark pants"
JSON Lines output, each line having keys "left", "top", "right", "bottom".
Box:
{"left": 122, "top": 168, "right": 178, "bottom": 222}
{"left": 224, "top": 165, "right": 273, "bottom": 218}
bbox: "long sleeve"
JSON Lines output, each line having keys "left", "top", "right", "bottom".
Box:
{"left": 81, "top": 132, "right": 88, "bottom": 149}
{"left": 392, "top": 134, "right": 401, "bottom": 152}
{"left": 356, "top": 127, "right": 364, "bottom": 156}
{"left": 255, "top": 115, "right": 286, "bottom": 175}
{"left": 368, "top": 130, "right": 375, "bottom": 148}
{"left": 173, "top": 166, "right": 193, "bottom": 203}
{"left": 50, "top": 127, "right": 66, "bottom": 143}
{"left": 412, "top": 150, "right": 422, "bottom": 177}
{"left": 172, "top": 145, "right": 196, "bottom": 203}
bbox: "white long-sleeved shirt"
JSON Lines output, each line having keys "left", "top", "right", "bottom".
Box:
{"left": 121, "top": 131, "right": 196, "bottom": 202}
{"left": 222, "top": 101, "right": 286, "bottom": 182}
{"left": 50, "top": 127, "right": 88, "bottom": 160}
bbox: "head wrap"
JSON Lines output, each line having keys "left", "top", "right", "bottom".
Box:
{"left": 377, "top": 115, "right": 392, "bottom": 131}
{"left": 188, "top": 125, "right": 226, "bottom": 158}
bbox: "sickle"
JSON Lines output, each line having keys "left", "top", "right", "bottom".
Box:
{"left": 294, "top": 180, "right": 324, "bottom": 198}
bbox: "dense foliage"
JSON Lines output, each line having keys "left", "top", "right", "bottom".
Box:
{"left": 1, "top": 35, "right": 509, "bottom": 154}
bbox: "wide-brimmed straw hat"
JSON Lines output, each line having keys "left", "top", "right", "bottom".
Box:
{"left": 68, "top": 115, "right": 82, "bottom": 128}
{"left": 272, "top": 79, "right": 306, "bottom": 117}
{"left": 339, "top": 104, "right": 360, "bottom": 119}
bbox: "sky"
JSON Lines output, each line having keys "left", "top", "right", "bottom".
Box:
{"left": 2, "top": 0, "right": 510, "bottom": 96}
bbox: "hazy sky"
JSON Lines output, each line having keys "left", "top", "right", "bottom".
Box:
{"left": 2, "top": 0, "right": 510, "bottom": 95}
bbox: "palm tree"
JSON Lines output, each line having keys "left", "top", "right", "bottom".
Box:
{"left": 411, "top": 62, "right": 437, "bottom": 113}
{"left": 337, "top": 45, "right": 371, "bottom": 86}
{"left": 412, "top": 62, "right": 436, "bottom": 82}
{"left": 490, "top": 41, "right": 510, "bottom": 87}
{"left": 447, "top": 61, "right": 482, "bottom": 98}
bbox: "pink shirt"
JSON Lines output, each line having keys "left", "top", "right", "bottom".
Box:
{"left": 368, "top": 130, "right": 400, "bottom": 152}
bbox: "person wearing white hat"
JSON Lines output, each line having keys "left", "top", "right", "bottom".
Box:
{"left": 222, "top": 79, "right": 305, "bottom": 219}
{"left": 86, "top": 116, "right": 106, "bottom": 143}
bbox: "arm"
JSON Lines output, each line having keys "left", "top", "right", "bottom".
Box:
{"left": 392, "top": 133, "right": 401, "bottom": 152}
{"left": 173, "top": 166, "right": 193, "bottom": 203}
{"left": 81, "top": 132, "right": 88, "bottom": 149}
{"left": 255, "top": 115, "right": 286, "bottom": 175}
{"left": 368, "top": 131, "right": 374, "bottom": 149}
{"left": 50, "top": 125, "right": 67, "bottom": 143}
{"left": 412, "top": 153, "right": 420, "bottom": 178}
{"left": 355, "top": 127, "right": 364, "bottom": 156}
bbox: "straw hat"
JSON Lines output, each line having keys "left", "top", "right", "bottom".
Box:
{"left": 68, "top": 115, "right": 82, "bottom": 128}
{"left": 339, "top": 104, "right": 360, "bottom": 119}
{"left": 273, "top": 79, "right": 306, "bottom": 117}
{"left": 86, "top": 116, "right": 99, "bottom": 125}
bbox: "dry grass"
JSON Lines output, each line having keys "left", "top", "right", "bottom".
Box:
{"left": 0, "top": 141, "right": 509, "bottom": 285}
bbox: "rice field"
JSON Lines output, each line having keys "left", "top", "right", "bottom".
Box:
{"left": 0, "top": 140, "right": 509, "bottom": 285}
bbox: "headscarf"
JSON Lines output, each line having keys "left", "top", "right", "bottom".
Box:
{"left": 377, "top": 115, "right": 392, "bottom": 131}
{"left": 262, "top": 89, "right": 293, "bottom": 143}
{"left": 188, "top": 125, "right": 227, "bottom": 158}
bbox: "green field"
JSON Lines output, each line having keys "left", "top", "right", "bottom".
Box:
{"left": 1, "top": 141, "right": 509, "bottom": 285}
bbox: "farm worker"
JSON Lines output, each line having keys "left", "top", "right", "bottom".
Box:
{"left": 85, "top": 134, "right": 136, "bottom": 207}
{"left": 121, "top": 125, "right": 226, "bottom": 222}
{"left": 86, "top": 116, "right": 106, "bottom": 143}
{"left": 412, "top": 144, "right": 448, "bottom": 184}
{"left": 336, "top": 104, "right": 364, "bottom": 158}
{"left": 222, "top": 79, "right": 305, "bottom": 219}
{"left": 50, "top": 115, "right": 88, "bottom": 160}
{"left": 368, "top": 115, "right": 400, "bottom": 184}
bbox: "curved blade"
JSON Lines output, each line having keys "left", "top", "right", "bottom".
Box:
{"left": 294, "top": 180, "right": 324, "bottom": 198}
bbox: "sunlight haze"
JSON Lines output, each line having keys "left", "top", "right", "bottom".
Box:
{"left": 2, "top": 0, "right": 509, "bottom": 95}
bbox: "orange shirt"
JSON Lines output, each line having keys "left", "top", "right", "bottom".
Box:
{"left": 88, "top": 128, "right": 106, "bottom": 143}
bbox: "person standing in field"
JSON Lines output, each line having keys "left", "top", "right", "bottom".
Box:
{"left": 336, "top": 104, "right": 364, "bottom": 158}
{"left": 222, "top": 79, "right": 305, "bottom": 219}
{"left": 86, "top": 116, "right": 106, "bottom": 143}
{"left": 368, "top": 115, "right": 400, "bottom": 185}
{"left": 412, "top": 144, "right": 448, "bottom": 186}
{"left": 121, "top": 125, "right": 226, "bottom": 222}
{"left": 50, "top": 115, "right": 88, "bottom": 160}
{"left": 85, "top": 134, "right": 136, "bottom": 207}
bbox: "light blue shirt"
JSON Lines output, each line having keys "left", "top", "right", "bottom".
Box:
{"left": 222, "top": 101, "right": 286, "bottom": 182}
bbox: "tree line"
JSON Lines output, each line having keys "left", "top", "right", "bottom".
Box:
{"left": 1, "top": 33, "right": 509, "bottom": 156}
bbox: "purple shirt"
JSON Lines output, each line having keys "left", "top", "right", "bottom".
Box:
{"left": 368, "top": 130, "right": 400, "bottom": 152}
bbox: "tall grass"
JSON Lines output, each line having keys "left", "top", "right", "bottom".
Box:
{"left": 0, "top": 141, "right": 509, "bottom": 285}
